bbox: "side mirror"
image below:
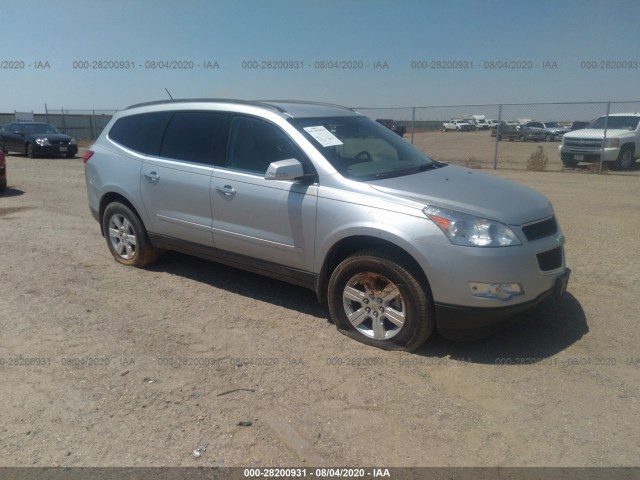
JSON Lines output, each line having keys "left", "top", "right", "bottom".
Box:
{"left": 265, "top": 158, "right": 305, "bottom": 181}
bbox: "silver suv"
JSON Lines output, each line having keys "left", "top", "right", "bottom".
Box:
{"left": 84, "top": 99, "right": 570, "bottom": 351}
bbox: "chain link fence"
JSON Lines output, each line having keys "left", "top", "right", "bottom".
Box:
{"left": 2, "top": 102, "right": 639, "bottom": 173}
{"left": 357, "top": 101, "right": 640, "bottom": 173}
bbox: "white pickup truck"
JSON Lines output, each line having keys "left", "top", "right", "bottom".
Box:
{"left": 442, "top": 119, "right": 474, "bottom": 132}
{"left": 559, "top": 113, "right": 640, "bottom": 170}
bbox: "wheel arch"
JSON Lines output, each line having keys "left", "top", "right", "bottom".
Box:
{"left": 98, "top": 192, "right": 144, "bottom": 237}
{"left": 315, "top": 235, "right": 433, "bottom": 305}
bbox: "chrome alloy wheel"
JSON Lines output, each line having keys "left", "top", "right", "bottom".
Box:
{"left": 108, "top": 213, "right": 137, "bottom": 260}
{"left": 342, "top": 272, "right": 406, "bottom": 340}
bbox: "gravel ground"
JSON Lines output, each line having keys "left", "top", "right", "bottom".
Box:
{"left": 0, "top": 148, "right": 639, "bottom": 468}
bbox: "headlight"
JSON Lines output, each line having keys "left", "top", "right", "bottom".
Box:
{"left": 424, "top": 205, "right": 521, "bottom": 247}
{"left": 35, "top": 138, "right": 50, "bottom": 146}
{"left": 604, "top": 138, "right": 620, "bottom": 148}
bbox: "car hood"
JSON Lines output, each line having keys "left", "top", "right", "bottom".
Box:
{"left": 564, "top": 128, "right": 631, "bottom": 139}
{"left": 368, "top": 164, "right": 553, "bottom": 225}
{"left": 26, "top": 133, "right": 72, "bottom": 141}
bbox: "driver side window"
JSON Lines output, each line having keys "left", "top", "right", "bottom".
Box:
{"left": 226, "top": 116, "right": 302, "bottom": 174}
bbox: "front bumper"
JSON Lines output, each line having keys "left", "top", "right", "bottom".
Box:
{"left": 436, "top": 268, "right": 571, "bottom": 339}
{"left": 559, "top": 146, "right": 619, "bottom": 163}
{"left": 33, "top": 144, "right": 79, "bottom": 156}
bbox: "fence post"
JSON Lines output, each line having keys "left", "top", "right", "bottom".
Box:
{"left": 410, "top": 107, "right": 416, "bottom": 145}
{"left": 598, "top": 102, "right": 610, "bottom": 175}
{"left": 493, "top": 104, "right": 502, "bottom": 169}
{"left": 90, "top": 110, "right": 96, "bottom": 139}
{"left": 45, "top": 104, "right": 49, "bottom": 124}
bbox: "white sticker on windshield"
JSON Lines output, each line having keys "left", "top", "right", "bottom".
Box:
{"left": 303, "top": 126, "right": 343, "bottom": 147}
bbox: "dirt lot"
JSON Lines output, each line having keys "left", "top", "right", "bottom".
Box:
{"left": 1, "top": 145, "right": 639, "bottom": 468}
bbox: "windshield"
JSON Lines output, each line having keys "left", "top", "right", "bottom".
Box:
{"left": 545, "top": 122, "right": 561, "bottom": 128}
{"left": 588, "top": 116, "right": 640, "bottom": 130}
{"left": 291, "top": 116, "right": 439, "bottom": 181}
{"left": 24, "top": 124, "right": 60, "bottom": 135}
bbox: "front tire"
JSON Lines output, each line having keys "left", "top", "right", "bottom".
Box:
{"left": 102, "top": 202, "right": 158, "bottom": 267}
{"left": 611, "top": 146, "right": 634, "bottom": 170}
{"left": 26, "top": 143, "right": 35, "bottom": 158}
{"left": 328, "top": 249, "right": 434, "bottom": 352}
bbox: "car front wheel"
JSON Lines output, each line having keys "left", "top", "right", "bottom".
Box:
{"left": 26, "top": 143, "right": 35, "bottom": 158}
{"left": 611, "top": 146, "right": 634, "bottom": 170}
{"left": 102, "top": 202, "right": 158, "bottom": 267}
{"left": 328, "top": 249, "right": 434, "bottom": 352}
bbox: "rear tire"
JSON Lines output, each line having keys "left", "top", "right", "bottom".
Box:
{"left": 328, "top": 248, "right": 434, "bottom": 352}
{"left": 102, "top": 202, "right": 159, "bottom": 267}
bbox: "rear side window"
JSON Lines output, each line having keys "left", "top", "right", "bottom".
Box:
{"left": 160, "top": 112, "right": 223, "bottom": 164}
{"left": 108, "top": 112, "right": 172, "bottom": 155}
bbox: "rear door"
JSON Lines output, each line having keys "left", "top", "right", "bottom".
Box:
{"left": 210, "top": 115, "right": 318, "bottom": 272}
{"left": 140, "top": 111, "right": 225, "bottom": 247}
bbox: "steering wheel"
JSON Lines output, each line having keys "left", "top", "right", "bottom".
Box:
{"left": 353, "top": 150, "right": 372, "bottom": 162}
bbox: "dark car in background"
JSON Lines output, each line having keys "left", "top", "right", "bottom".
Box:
{"left": 0, "top": 150, "right": 7, "bottom": 192}
{"left": 376, "top": 118, "right": 406, "bottom": 137}
{"left": 571, "top": 121, "right": 591, "bottom": 131}
{"left": 496, "top": 123, "right": 547, "bottom": 142}
{"left": 522, "top": 121, "right": 570, "bottom": 142}
{"left": 0, "top": 122, "right": 78, "bottom": 158}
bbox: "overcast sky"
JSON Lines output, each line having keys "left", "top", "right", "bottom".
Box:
{"left": 2, "top": 0, "right": 639, "bottom": 112}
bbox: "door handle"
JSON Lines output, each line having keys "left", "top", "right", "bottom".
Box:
{"left": 216, "top": 185, "right": 236, "bottom": 196}
{"left": 144, "top": 171, "right": 159, "bottom": 184}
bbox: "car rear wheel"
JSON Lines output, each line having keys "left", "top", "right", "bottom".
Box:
{"left": 611, "top": 146, "right": 634, "bottom": 170}
{"left": 328, "top": 248, "right": 434, "bottom": 352}
{"left": 102, "top": 202, "right": 159, "bottom": 267}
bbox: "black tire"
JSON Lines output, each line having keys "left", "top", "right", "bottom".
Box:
{"left": 102, "top": 202, "right": 158, "bottom": 267}
{"left": 1, "top": 144, "right": 8, "bottom": 154}
{"left": 327, "top": 248, "right": 434, "bottom": 352}
{"left": 25, "top": 143, "right": 35, "bottom": 158}
{"left": 518, "top": 135, "right": 526, "bottom": 142}
{"left": 66, "top": 152, "right": 75, "bottom": 158}
{"left": 561, "top": 158, "right": 579, "bottom": 168}
{"left": 611, "top": 146, "right": 635, "bottom": 171}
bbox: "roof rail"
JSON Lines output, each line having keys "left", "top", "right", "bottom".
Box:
{"left": 125, "top": 98, "right": 285, "bottom": 113}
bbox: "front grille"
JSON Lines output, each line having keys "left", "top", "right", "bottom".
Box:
{"left": 537, "top": 246, "right": 563, "bottom": 272}
{"left": 522, "top": 216, "right": 558, "bottom": 242}
{"left": 564, "top": 138, "right": 602, "bottom": 149}
{"left": 50, "top": 140, "right": 68, "bottom": 146}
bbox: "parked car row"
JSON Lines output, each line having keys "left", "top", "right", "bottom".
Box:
{"left": 491, "top": 121, "right": 571, "bottom": 142}
{"left": 0, "top": 122, "right": 78, "bottom": 158}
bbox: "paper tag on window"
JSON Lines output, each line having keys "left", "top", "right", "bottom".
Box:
{"left": 303, "top": 126, "right": 343, "bottom": 147}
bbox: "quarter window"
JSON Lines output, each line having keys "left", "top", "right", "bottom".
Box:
{"left": 108, "top": 112, "right": 172, "bottom": 156}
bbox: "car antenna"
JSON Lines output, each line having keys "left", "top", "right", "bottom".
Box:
{"left": 165, "top": 88, "right": 174, "bottom": 100}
